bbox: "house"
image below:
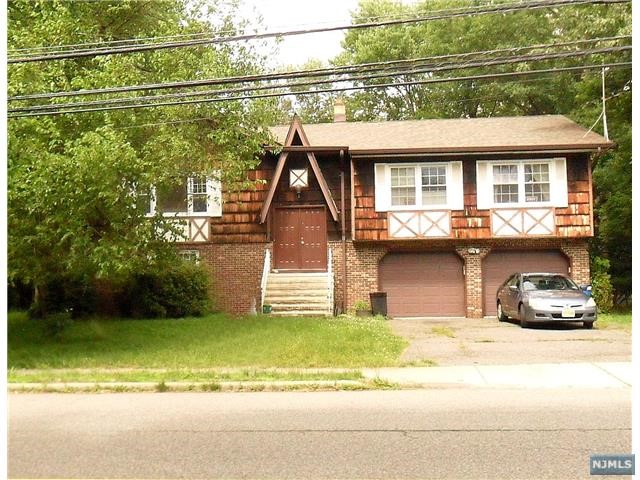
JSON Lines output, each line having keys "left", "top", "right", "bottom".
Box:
{"left": 168, "top": 107, "right": 612, "bottom": 318}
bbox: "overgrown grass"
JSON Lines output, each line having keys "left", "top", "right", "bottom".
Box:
{"left": 597, "top": 312, "right": 632, "bottom": 329}
{"left": 8, "top": 311, "right": 407, "bottom": 369}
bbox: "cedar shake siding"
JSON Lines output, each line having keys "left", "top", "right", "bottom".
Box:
{"left": 352, "top": 153, "right": 594, "bottom": 242}
{"left": 209, "top": 153, "right": 350, "bottom": 244}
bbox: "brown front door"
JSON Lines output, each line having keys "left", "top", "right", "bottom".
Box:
{"left": 274, "top": 207, "right": 327, "bottom": 270}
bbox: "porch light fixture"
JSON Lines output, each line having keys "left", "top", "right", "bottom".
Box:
{"left": 468, "top": 247, "right": 480, "bottom": 255}
{"left": 290, "top": 168, "right": 308, "bottom": 198}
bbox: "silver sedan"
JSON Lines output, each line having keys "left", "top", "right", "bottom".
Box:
{"left": 496, "top": 273, "right": 597, "bottom": 329}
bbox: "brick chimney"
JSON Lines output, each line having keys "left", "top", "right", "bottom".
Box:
{"left": 333, "top": 98, "right": 346, "bottom": 122}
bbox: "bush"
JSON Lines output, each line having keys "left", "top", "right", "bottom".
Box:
{"left": 591, "top": 256, "right": 614, "bottom": 313}
{"left": 8, "top": 278, "right": 33, "bottom": 310}
{"left": 120, "top": 261, "right": 210, "bottom": 318}
{"left": 28, "top": 275, "right": 98, "bottom": 319}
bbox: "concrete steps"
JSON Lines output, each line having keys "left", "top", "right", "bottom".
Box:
{"left": 264, "top": 271, "right": 332, "bottom": 316}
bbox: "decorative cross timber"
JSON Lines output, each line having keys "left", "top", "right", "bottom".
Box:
{"left": 189, "top": 218, "right": 209, "bottom": 242}
{"left": 389, "top": 212, "right": 420, "bottom": 238}
{"left": 289, "top": 168, "right": 308, "bottom": 188}
{"left": 388, "top": 211, "right": 450, "bottom": 238}
{"left": 492, "top": 208, "right": 554, "bottom": 236}
{"left": 421, "top": 211, "right": 450, "bottom": 237}
{"left": 492, "top": 209, "right": 522, "bottom": 236}
{"left": 523, "top": 209, "right": 554, "bottom": 235}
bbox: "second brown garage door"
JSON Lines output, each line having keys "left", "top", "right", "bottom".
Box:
{"left": 379, "top": 252, "right": 465, "bottom": 317}
{"left": 482, "top": 250, "right": 570, "bottom": 316}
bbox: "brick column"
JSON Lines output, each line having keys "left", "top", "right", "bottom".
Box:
{"left": 561, "top": 240, "right": 591, "bottom": 285}
{"left": 456, "top": 246, "right": 491, "bottom": 318}
{"left": 343, "top": 242, "right": 387, "bottom": 310}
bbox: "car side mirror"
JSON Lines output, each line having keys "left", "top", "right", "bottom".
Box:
{"left": 509, "top": 285, "right": 519, "bottom": 292}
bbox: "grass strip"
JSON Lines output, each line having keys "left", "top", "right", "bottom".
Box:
{"left": 9, "top": 311, "right": 407, "bottom": 369}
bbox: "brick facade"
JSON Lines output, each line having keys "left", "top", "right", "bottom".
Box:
{"left": 183, "top": 238, "right": 590, "bottom": 318}
{"left": 182, "top": 242, "right": 270, "bottom": 315}
{"left": 333, "top": 238, "right": 590, "bottom": 318}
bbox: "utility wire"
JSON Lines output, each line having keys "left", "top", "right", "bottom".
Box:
{"left": 8, "top": 2, "right": 525, "bottom": 54}
{"left": 7, "top": 0, "right": 629, "bottom": 63}
{"left": 9, "top": 0, "right": 574, "bottom": 54}
{"left": 111, "top": 76, "right": 575, "bottom": 130}
{"left": 8, "top": 62, "right": 631, "bottom": 118}
{"left": 9, "top": 35, "right": 630, "bottom": 101}
{"left": 10, "top": 45, "right": 631, "bottom": 114}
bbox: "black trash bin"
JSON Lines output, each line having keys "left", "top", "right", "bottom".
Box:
{"left": 369, "top": 292, "right": 388, "bottom": 317}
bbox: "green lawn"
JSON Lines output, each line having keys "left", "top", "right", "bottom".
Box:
{"left": 8, "top": 311, "right": 407, "bottom": 370}
{"left": 597, "top": 312, "right": 632, "bottom": 330}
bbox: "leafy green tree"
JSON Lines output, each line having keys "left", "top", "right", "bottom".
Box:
{"left": 8, "top": 0, "right": 279, "bottom": 310}
{"left": 277, "top": 59, "right": 337, "bottom": 124}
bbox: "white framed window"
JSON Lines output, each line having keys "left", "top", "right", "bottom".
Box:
{"left": 390, "top": 166, "right": 416, "bottom": 206}
{"left": 376, "top": 161, "right": 463, "bottom": 211}
{"left": 146, "top": 175, "right": 222, "bottom": 217}
{"left": 476, "top": 158, "right": 567, "bottom": 209}
{"left": 421, "top": 165, "right": 447, "bottom": 205}
{"left": 178, "top": 249, "right": 200, "bottom": 263}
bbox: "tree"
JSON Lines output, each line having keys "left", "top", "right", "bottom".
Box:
{"left": 276, "top": 59, "right": 338, "bottom": 124}
{"left": 7, "top": 0, "right": 280, "bottom": 310}
{"left": 334, "top": 0, "right": 631, "bottom": 300}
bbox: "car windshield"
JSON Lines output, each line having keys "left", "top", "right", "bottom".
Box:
{"left": 522, "top": 275, "right": 579, "bottom": 291}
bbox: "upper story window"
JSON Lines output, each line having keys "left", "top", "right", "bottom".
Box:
{"left": 143, "top": 175, "right": 222, "bottom": 217}
{"left": 375, "top": 161, "right": 463, "bottom": 212}
{"left": 390, "top": 166, "right": 416, "bottom": 206}
{"left": 421, "top": 165, "right": 447, "bottom": 205}
{"left": 524, "top": 163, "right": 550, "bottom": 202}
{"left": 477, "top": 158, "right": 567, "bottom": 209}
{"left": 493, "top": 165, "right": 518, "bottom": 204}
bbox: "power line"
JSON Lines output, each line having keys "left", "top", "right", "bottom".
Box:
{"left": 9, "top": 35, "right": 630, "bottom": 101}
{"left": 8, "top": 62, "right": 631, "bottom": 118}
{"left": 10, "top": 45, "right": 631, "bottom": 114}
{"left": 7, "top": 1, "right": 523, "bottom": 54}
{"left": 7, "top": 0, "right": 629, "bottom": 64}
{"left": 111, "top": 76, "right": 574, "bottom": 131}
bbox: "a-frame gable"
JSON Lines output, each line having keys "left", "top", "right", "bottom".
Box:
{"left": 259, "top": 116, "right": 339, "bottom": 224}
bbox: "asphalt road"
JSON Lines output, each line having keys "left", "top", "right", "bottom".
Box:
{"left": 9, "top": 389, "right": 631, "bottom": 479}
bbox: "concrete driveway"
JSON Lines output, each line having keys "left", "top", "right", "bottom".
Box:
{"left": 390, "top": 317, "right": 631, "bottom": 366}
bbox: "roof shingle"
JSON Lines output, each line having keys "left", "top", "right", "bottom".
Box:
{"left": 269, "top": 115, "right": 612, "bottom": 154}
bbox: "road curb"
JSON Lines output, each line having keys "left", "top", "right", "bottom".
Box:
{"left": 8, "top": 379, "right": 374, "bottom": 393}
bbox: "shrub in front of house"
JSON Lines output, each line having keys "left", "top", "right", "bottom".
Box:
{"left": 27, "top": 275, "right": 98, "bottom": 319}
{"left": 119, "top": 261, "right": 210, "bottom": 318}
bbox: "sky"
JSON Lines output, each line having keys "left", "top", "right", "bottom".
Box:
{"left": 235, "top": 0, "right": 362, "bottom": 67}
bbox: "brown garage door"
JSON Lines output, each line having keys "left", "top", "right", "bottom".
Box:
{"left": 379, "top": 252, "right": 465, "bottom": 317}
{"left": 482, "top": 250, "right": 569, "bottom": 316}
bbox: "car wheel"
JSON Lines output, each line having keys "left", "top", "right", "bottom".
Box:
{"left": 497, "top": 302, "right": 508, "bottom": 322}
{"left": 583, "top": 321, "right": 594, "bottom": 329}
{"left": 519, "top": 304, "right": 530, "bottom": 328}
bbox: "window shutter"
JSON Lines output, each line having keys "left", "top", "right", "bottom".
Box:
{"left": 374, "top": 163, "right": 390, "bottom": 212}
{"left": 448, "top": 161, "right": 464, "bottom": 210}
{"left": 551, "top": 157, "right": 568, "bottom": 208}
{"left": 476, "top": 161, "right": 492, "bottom": 210}
{"left": 207, "top": 177, "right": 222, "bottom": 217}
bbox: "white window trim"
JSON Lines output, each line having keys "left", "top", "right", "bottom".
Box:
{"left": 476, "top": 157, "right": 568, "bottom": 209}
{"left": 379, "top": 162, "right": 461, "bottom": 211}
{"left": 145, "top": 175, "right": 222, "bottom": 218}
{"left": 178, "top": 249, "right": 201, "bottom": 263}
